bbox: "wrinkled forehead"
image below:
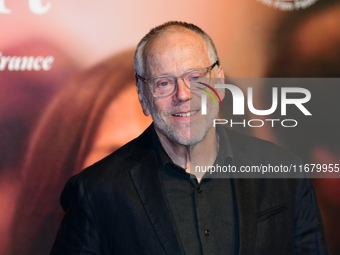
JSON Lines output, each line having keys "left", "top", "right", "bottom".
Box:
{"left": 143, "top": 27, "right": 210, "bottom": 75}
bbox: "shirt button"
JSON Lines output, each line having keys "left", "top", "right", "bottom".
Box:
{"left": 197, "top": 186, "right": 202, "bottom": 193}
{"left": 204, "top": 229, "right": 210, "bottom": 236}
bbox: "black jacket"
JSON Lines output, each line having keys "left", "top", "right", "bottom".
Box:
{"left": 51, "top": 125, "right": 328, "bottom": 255}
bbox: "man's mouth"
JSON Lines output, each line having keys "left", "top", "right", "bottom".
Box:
{"left": 172, "top": 110, "right": 199, "bottom": 117}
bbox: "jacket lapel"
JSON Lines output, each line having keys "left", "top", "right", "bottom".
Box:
{"left": 129, "top": 125, "right": 185, "bottom": 255}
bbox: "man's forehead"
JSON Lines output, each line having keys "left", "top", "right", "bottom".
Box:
{"left": 143, "top": 27, "right": 209, "bottom": 71}
{"left": 145, "top": 28, "right": 206, "bottom": 52}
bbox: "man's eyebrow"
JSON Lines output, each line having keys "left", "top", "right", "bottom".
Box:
{"left": 150, "top": 66, "right": 206, "bottom": 77}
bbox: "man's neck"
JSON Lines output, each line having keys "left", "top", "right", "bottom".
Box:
{"left": 155, "top": 127, "right": 219, "bottom": 182}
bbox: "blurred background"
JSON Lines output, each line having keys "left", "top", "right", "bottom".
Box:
{"left": 1, "top": 0, "right": 339, "bottom": 254}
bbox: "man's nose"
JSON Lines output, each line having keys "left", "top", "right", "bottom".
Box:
{"left": 175, "top": 78, "right": 191, "bottom": 102}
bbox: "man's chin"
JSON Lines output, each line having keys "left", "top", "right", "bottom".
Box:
{"left": 167, "top": 132, "right": 191, "bottom": 146}
{"left": 169, "top": 130, "right": 206, "bottom": 147}
{"left": 153, "top": 119, "right": 207, "bottom": 146}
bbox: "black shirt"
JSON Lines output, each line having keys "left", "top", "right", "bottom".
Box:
{"left": 153, "top": 126, "right": 236, "bottom": 255}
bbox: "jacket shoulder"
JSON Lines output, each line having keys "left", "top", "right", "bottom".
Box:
{"left": 78, "top": 125, "right": 154, "bottom": 182}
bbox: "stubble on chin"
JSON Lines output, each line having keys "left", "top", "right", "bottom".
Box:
{"left": 152, "top": 112, "right": 191, "bottom": 146}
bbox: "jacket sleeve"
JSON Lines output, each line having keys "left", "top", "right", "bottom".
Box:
{"left": 50, "top": 174, "right": 100, "bottom": 255}
{"left": 294, "top": 177, "right": 329, "bottom": 255}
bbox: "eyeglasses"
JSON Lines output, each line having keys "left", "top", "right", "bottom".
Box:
{"left": 135, "top": 60, "right": 219, "bottom": 97}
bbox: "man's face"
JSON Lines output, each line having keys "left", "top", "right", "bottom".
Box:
{"left": 140, "top": 28, "right": 224, "bottom": 146}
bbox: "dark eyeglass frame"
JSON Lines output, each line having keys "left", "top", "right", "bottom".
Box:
{"left": 135, "top": 60, "right": 219, "bottom": 97}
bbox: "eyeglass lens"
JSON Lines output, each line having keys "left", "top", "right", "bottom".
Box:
{"left": 152, "top": 67, "right": 211, "bottom": 97}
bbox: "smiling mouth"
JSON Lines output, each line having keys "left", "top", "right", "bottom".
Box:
{"left": 172, "top": 110, "right": 199, "bottom": 117}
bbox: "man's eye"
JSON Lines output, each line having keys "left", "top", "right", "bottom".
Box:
{"left": 188, "top": 72, "right": 204, "bottom": 81}
{"left": 161, "top": 81, "right": 169, "bottom": 86}
{"left": 191, "top": 76, "right": 200, "bottom": 81}
{"left": 156, "top": 79, "right": 171, "bottom": 87}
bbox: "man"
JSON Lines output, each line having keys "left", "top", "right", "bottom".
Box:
{"left": 50, "top": 21, "right": 328, "bottom": 254}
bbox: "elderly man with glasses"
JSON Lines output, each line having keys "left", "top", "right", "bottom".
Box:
{"left": 51, "top": 21, "right": 328, "bottom": 255}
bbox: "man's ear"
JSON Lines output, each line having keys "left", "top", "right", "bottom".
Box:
{"left": 217, "top": 66, "right": 225, "bottom": 101}
{"left": 218, "top": 66, "right": 225, "bottom": 79}
{"left": 137, "top": 85, "right": 151, "bottom": 116}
